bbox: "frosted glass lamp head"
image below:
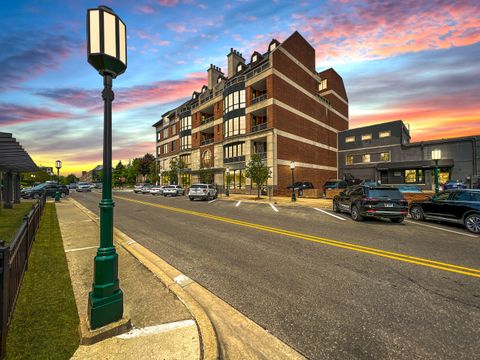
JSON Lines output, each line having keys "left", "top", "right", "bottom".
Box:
{"left": 87, "top": 6, "right": 127, "bottom": 77}
{"left": 55, "top": 160, "right": 62, "bottom": 169}
{"left": 431, "top": 149, "right": 442, "bottom": 161}
{"left": 226, "top": 167, "right": 230, "bottom": 175}
{"left": 290, "top": 160, "right": 295, "bottom": 170}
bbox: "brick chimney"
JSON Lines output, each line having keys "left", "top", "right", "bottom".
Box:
{"left": 227, "top": 48, "right": 245, "bottom": 78}
{"left": 207, "top": 64, "right": 224, "bottom": 89}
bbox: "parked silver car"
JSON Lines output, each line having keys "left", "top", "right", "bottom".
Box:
{"left": 188, "top": 184, "right": 217, "bottom": 201}
{"left": 163, "top": 185, "right": 185, "bottom": 197}
{"left": 133, "top": 183, "right": 144, "bottom": 193}
{"left": 77, "top": 182, "right": 92, "bottom": 192}
{"left": 149, "top": 186, "right": 165, "bottom": 195}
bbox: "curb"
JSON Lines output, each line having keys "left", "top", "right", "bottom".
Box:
{"left": 69, "top": 198, "right": 220, "bottom": 360}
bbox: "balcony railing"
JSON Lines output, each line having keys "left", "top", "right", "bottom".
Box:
{"left": 224, "top": 155, "right": 246, "bottom": 163}
{"left": 199, "top": 92, "right": 213, "bottom": 105}
{"left": 251, "top": 122, "right": 267, "bottom": 133}
{"left": 251, "top": 93, "right": 267, "bottom": 105}
{"left": 246, "top": 62, "right": 270, "bottom": 79}
{"left": 201, "top": 116, "right": 214, "bottom": 125}
{"left": 224, "top": 75, "right": 246, "bottom": 88}
{"left": 253, "top": 152, "right": 267, "bottom": 160}
{"left": 201, "top": 138, "right": 214, "bottom": 146}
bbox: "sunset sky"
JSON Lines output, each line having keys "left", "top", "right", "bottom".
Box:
{"left": 0, "top": 0, "right": 479, "bottom": 175}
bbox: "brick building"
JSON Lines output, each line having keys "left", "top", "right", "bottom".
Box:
{"left": 152, "top": 31, "right": 348, "bottom": 193}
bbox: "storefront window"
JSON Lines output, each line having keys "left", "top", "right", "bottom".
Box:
{"left": 404, "top": 169, "right": 425, "bottom": 184}
{"left": 380, "top": 152, "right": 390, "bottom": 162}
{"left": 346, "top": 155, "right": 354, "bottom": 165}
{"left": 180, "top": 173, "right": 191, "bottom": 187}
{"left": 224, "top": 169, "right": 245, "bottom": 189}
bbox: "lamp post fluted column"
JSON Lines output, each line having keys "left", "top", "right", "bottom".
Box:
{"left": 88, "top": 73, "right": 123, "bottom": 329}
{"left": 290, "top": 161, "right": 296, "bottom": 202}
{"left": 434, "top": 159, "right": 439, "bottom": 193}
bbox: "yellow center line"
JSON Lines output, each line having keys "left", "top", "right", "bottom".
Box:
{"left": 114, "top": 195, "right": 480, "bottom": 278}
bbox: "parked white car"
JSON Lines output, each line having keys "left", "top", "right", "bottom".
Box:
{"left": 77, "top": 183, "right": 92, "bottom": 192}
{"left": 163, "top": 185, "right": 185, "bottom": 197}
{"left": 133, "top": 183, "right": 144, "bottom": 193}
{"left": 188, "top": 184, "right": 217, "bottom": 201}
{"left": 149, "top": 186, "right": 165, "bottom": 195}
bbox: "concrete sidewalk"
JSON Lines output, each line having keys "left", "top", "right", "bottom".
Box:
{"left": 218, "top": 193, "right": 332, "bottom": 209}
{"left": 56, "top": 200, "right": 206, "bottom": 359}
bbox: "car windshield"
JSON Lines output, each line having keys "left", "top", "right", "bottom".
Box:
{"left": 32, "top": 184, "right": 47, "bottom": 190}
{"left": 368, "top": 189, "right": 403, "bottom": 199}
{"left": 191, "top": 185, "right": 207, "bottom": 189}
{"left": 324, "top": 182, "right": 338, "bottom": 188}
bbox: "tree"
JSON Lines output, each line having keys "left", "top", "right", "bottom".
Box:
{"left": 138, "top": 153, "right": 155, "bottom": 179}
{"left": 65, "top": 174, "right": 79, "bottom": 185}
{"left": 245, "top": 154, "right": 271, "bottom": 199}
{"left": 113, "top": 161, "right": 126, "bottom": 187}
{"left": 167, "top": 158, "right": 186, "bottom": 185}
{"left": 198, "top": 168, "right": 214, "bottom": 184}
{"left": 125, "top": 161, "right": 138, "bottom": 185}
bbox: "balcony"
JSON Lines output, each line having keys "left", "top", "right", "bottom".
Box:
{"left": 253, "top": 152, "right": 267, "bottom": 160}
{"left": 246, "top": 62, "right": 270, "bottom": 80}
{"left": 201, "top": 115, "right": 214, "bottom": 125}
{"left": 251, "top": 122, "right": 267, "bottom": 133}
{"left": 201, "top": 138, "right": 214, "bottom": 146}
{"left": 224, "top": 155, "right": 246, "bottom": 164}
{"left": 251, "top": 93, "right": 267, "bottom": 105}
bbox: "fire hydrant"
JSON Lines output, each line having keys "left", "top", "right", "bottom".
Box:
{"left": 55, "top": 191, "right": 61, "bottom": 202}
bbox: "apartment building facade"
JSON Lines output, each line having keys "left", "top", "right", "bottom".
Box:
{"left": 153, "top": 31, "right": 348, "bottom": 194}
{"left": 338, "top": 120, "right": 480, "bottom": 189}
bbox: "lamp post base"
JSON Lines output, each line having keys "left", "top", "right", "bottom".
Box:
{"left": 88, "top": 289, "right": 123, "bottom": 330}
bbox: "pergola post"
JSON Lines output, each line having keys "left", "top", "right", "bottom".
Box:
{"left": 3, "top": 171, "right": 13, "bottom": 209}
{"left": 13, "top": 173, "right": 21, "bottom": 204}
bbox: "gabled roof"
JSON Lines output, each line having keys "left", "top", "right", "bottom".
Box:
{"left": 0, "top": 133, "right": 38, "bottom": 172}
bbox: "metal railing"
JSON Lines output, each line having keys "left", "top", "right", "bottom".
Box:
{"left": 251, "top": 122, "right": 267, "bottom": 133}
{"left": 201, "top": 116, "right": 214, "bottom": 125}
{"left": 0, "top": 195, "right": 46, "bottom": 358}
{"left": 200, "top": 138, "right": 214, "bottom": 146}
{"left": 251, "top": 93, "right": 267, "bottom": 105}
{"left": 246, "top": 62, "right": 270, "bottom": 79}
{"left": 224, "top": 155, "right": 246, "bottom": 163}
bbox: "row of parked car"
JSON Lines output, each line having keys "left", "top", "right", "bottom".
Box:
{"left": 332, "top": 185, "right": 480, "bottom": 234}
{"left": 134, "top": 183, "right": 218, "bottom": 201}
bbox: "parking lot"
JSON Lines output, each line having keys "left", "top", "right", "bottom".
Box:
{"left": 72, "top": 190, "right": 480, "bottom": 359}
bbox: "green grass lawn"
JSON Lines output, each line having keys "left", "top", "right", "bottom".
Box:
{"left": 0, "top": 202, "right": 34, "bottom": 244}
{"left": 6, "top": 203, "right": 79, "bottom": 359}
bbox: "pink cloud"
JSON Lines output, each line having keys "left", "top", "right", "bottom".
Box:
{"left": 157, "top": 0, "right": 179, "bottom": 6}
{"left": 138, "top": 5, "right": 155, "bottom": 13}
{"left": 0, "top": 104, "right": 73, "bottom": 126}
{"left": 166, "top": 22, "right": 197, "bottom": 33}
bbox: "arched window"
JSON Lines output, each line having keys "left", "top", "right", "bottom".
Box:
{"left": 202, "top": 149, "right": 212, "bottom": 167}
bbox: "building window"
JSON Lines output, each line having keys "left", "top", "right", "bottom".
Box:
{"left": 379, "top": 130, "right": 391, "bottom": 138}
{"left": 361, "top": 134, "right": 372, "bottom": 141}
{"left": 252, "top": 54, "right": 257, "bottom": 62}
{"left": 319, "top": 79, "right": 327, "bottom": 91}
{"left": 224, "top": 169, "right": 246, "bottom": 189}
{"left": 163, "top": 127, "right": 169, "bottom": 138}
{"left": 224, "top": 90, "right": 245, "bottom": 113}
{"left": 180, "top": 116, "right": 192, "bottom": 131}
{"left": 345, "top": 136, "right": 355, "bottom": 143}
{"left": 157, "top": 132, "right": 161, "bottom": 141}
{"left": 224, "top": 142, "right": 244, "bottom": 160}
{"left": 179, "top": 154, "right": 191, "bottom": 168}
{"left": 163, "top": 144, "right": 168, "bottom": 154}
{"left": 346, "top": 155, "right": 354, "bottom": 165}
{"left": 171, "top": 124, "right": 176, "bottom": 135}
{"left": 171, "top": 140, "right": 176, "bottom": 152}
{"left": 380, "top": 152, "right": 390, "bottom": 162}
{"left": 201, "top": 149, "right": 212, "bottom": 168}
{"left": 157, "top": 146, "right": 161, "bottom": 156}
{"left": 180, "top": 135, "right": 191, "bottom": 150}
{"left": 224, "top": 116, "right": 246, "bottom": 138}
{"left": 404, "top": 169, "right": 425, "bottom": 184}
{"left": 362, "top": 154, "right": 370, "bottom": 163}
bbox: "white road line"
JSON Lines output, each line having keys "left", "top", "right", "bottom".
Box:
{"left": 314, "top": 208, "right": 346, "bottom": 221}
{"left": 236, "top": 201, "right": 242, "bottom": 207}
{"left": 404, "top": 220, "right": 478, "bottom": 238}
{"left": 174, "top": 274, "right": 193, "bottom": 287}
{"left": 65, "top": 245, "right": 98, "bottom": 253}
{"left": 117, "top": 319, "right": 196, "bottom": 339}
{"left": 270, "top": 203, "right": 279, "bottom": 212}
{"left": 208, "top": 199, "right": 217, "bottom": 204}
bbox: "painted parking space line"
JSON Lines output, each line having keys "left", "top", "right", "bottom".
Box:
{"left": 404, "top": 220, "right": 478, "bottom": 238}
{"left": 270, "top": 203, "right": 279, "bottom": 212}
{"left": 112, "top": 195, "right": 480, "bottom": 278}
{"left": 235, "top": 200, "right": 242, "bottom": 207}
{"left": 208, "top": 199, "right": 217, "bottom": 204}
{"left": 314, "top": 208, "right": 346, "bottom": 221}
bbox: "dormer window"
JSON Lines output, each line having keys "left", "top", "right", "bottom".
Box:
{"left": 193, "top": 93, "right": 197, "bottom": 99}
{"left": 252, "top": 54, "right": 257, "bottom": 62}
{"left": 237, "top": 63, "right": 243, "bottom": 72}
{"left": 269, "top": 42, "right": 276, "bottom": 51}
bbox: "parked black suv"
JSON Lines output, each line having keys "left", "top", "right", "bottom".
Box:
{"left": 333, "top": 186, "right": 408, "bottom": 223}
{"left": 21, "top": 183, "right": 69, "bottom": 199}
{"left": 287, "top": 182, "right": 314, "bottom": 190}
{"left": 409, "top": 190, "right": 480, "bottom": 234}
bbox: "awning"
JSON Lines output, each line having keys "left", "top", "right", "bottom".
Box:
{"left": 376, "top": 159, "right": 454, "bottom": 171}
{"left": 0, "top": 133, "right": 38, "bottom": 172}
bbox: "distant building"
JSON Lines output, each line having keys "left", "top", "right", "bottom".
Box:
{"left": 80, "top": 165, "right": 104, "bottom": 182}
{"left": 338, "top": 120, "right": 480, "bottom": 189}
{"left": 153, "top": 31, "right": 348, "bottom": 193}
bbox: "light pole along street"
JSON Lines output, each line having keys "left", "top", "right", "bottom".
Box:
{"left": 226, "top": 167, "right": 230, "bottom": 196}
{"left": 55, "top": 160, "right": 62, "bottom": 184}
{"left": 432, "top": 149, "right": 441, "bottom": 193}
{"left": 290, "top": 160, "right": 296, "bottom": 202}
{"left": 86, "top": 5, "right": 127, "bottom": 330}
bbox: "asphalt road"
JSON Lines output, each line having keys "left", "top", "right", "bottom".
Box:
{"left": 72, "top": 191, "right": 480, "bottom": 360}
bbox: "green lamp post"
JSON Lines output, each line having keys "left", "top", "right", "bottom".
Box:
{"left": 432, "top": 149, "right": 441, "bottom": 193}
{"left": 86, "top": 5, "right": 127, "bottom": 330}
{"left": 55, "top": 160, "right": 62, "bottom": 184}
{"left": 225, "top": 167, "right": 230, "bottom": 197}
{"left": 290, "top": 160, "right": 296, "bottom": 202}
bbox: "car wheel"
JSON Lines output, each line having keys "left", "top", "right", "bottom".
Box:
{"left": 189, "top": 197, "right": 194, "bottom": 201}
{"left": 465, "top": 214, "right": 480, "bottom": 234}
{"left": 351, "top": 205, "right": 363, "bottom": 221}
{"left": 410, "top": 205, "right": 424, "bottom": 221}
{"left": 61, "top": 192, "right": 66, "bottom": 198}
{"left": 391, "top": 217, "right": 404, "bottom": 223}
{"left": 333, "top": 200, "right": 340, "bottom": 213}
{"left": 34, "top": 193, "right": 40, "bottom": 199}
{"left": 164, "top": 194, "right": 167, "bottom": 197}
